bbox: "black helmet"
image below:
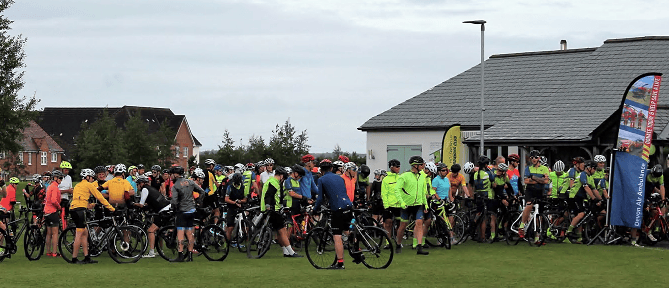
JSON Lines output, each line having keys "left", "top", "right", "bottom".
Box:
{"left": 388, "top": 159, "right": 401, "bottom": 168}
{"left": 477, "top": 155, "right": 490, "bottom": 166}
{"left": 94, "top": 166, "right": 106, "bottom": 174}
{"left": 231, "top": 173, "right": 243, "bottom": 186}
{"left": 529, "top": 150, "right": 540, "bottom": 158}
{"left": 584, "top": 160, "right": 597, "bottom": 169}
{"left": 290, "top": 165, "right": 306, "bottom": 177}
{"left": 572, "top": 156, "right": 585, "bottom": 165}
{"left": 450, "top": 164, "right": 461, "bottom": 173}
{"left": 359, "top": 165, "right": 370, "bottom": 178}
{"left": 152, "top": 165, "right": 162, "bottom": 171}
{"left": 162, "top": 169, "right": 170, "bottom": 174}
{"left": 409, "top": 156, "right": 425, "bottom": 166}
{"left": 170, "top": 166, "right": 185, "bottom": 175}
{"left": 274, "top": 166, "right": 289, "bottom": 178}
{"left": 136, "top": 175, "right": 150, "bottom": 184}
{"left": 651, "top": 164, "right": 663, "bottom": 177}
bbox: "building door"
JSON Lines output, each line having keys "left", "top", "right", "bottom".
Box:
{"left": 387, "top": 145, "right": 422, "bottom": 173}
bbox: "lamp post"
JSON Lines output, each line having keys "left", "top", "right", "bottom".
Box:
{"left": 463, "top": 20, "right": 486, "bottom": 157}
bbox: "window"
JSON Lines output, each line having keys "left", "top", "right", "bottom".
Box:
{"left": 183, "top": 147, "right": 188, "bottom": 158}
{"left": 175, "top": 146, "right": 180, "bottom": 158}
{"left": 51, "top": 152, "right": 57, "bottom": 162}
{"left": 41, "top": 151, "right": 47, "bottom": 165}
{"left": 18, "top": 152, "right": 23, "bottom": 163}
{"left": 0, "top": 151, "right": 5, "bottom": 159}
{"left": 28, "top": 152, "right": 32, "bottom": 165}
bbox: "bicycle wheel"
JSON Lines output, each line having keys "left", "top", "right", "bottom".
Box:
{"left": 57, "top": 227, "right": 78, "bottom": 263}
{"left": 583, "top": 217, "right": 602, "bottom": 244}
{"left": 505, "top": 212, "right": 521, "bottom": 246}
{"left": 156, "top": 225, "right": 179, "bottom": 261}
{"left": 304, "top": 227, "right": 336, "bottom": 269}
{"left": 24, "top": 225, "right": 46, "bottom": 261}
{"left": 247, "top": 225, "right": 272, "bottom": 259}
{"left": 439, "top": 218, "right": 453, "bottom": 249}
{"left": 424, "top": 219, "right": 441, "bottom": 247}
{"left": 454, "top": 212, "right": 470, "bottom": 245}
{"left": 358, "top": 226, "right": 394, "bottom": 269}
{"left": 527, "top": 219, "right": 546, "bottom": 247}
{"left": 108, "top": 225, "right": 146, "bottom": 263}
{"left": 200, "top": 225, "right": 229, "bottom": 261}
{"left": 0, "top": 228, "right": 10, "bottom": 262}
{"left": 450, "top": 214, "right": 465, "bottom": 245}
{"left": 235, "top": 218, "right": 251, "bottom": 253}
{"left": 544, "top": 212, "right": 567, "bottom": 242}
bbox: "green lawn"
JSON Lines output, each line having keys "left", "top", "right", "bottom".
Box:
{"left": 2, "top": 182, "right": 667, "bottom": 287}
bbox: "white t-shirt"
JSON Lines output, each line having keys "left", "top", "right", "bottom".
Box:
{"left": 59, "top": 175, "right": 73, "bottom": 200}
{"left": 260, "top": 171, "right": 275, "bottom": 185}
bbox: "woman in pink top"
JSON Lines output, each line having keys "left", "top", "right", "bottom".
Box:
{"left": 44, "top": 171, "right": 63, "bottom": 257}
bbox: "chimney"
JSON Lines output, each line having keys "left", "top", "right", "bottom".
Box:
{"left": 560, "top": 40, "right": 567, "bottom": 50}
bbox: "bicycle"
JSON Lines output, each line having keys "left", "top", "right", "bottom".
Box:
{"left": 0, "top": 203, "right": 32, "bottom": 262}
{"left": 229, "top": 204, "right": 261, "bottom": 252}
{"left": 246, "top": 209, "right": 274, "bottom": 259}
{"left": 640, "top": 194, "right": 668, "bottom": 246}
{"left": 424, "top": 199, "right": 458, "bottom": 249}
{"left": 58, "top": 210, "right": 147, "bottom": 263}
{"left": 284, "top": 205, "right": 317, "bottom": 252}
{"left": 305, "top": 208, "right": 394, "bottom": 269}
{"left": 507, "top": 198, "right": 548, "bottom": 247}
{"left": 155, "top": 211, "right": 230, "bottom": 262}
{"left": 24, "top": 206, "right": 48, "bottom": 261}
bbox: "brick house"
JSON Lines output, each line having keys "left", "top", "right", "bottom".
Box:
{"left": 0, "top": 121, "right": 65, "bottom": 178}
{"left": 37, "top": 106, "right": 201, "bottom": 168}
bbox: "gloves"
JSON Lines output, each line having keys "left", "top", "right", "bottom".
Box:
{"left": 300, "top": 197, "right": 309, "bottom": 205}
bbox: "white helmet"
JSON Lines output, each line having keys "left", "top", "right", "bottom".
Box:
{"left": 539, "top": 156, "right": 548, "bottom": 166}
{"left": 115, "top": 164, "right": 127, "bottom": 174}
{"left": 344, "top": 162, "right": 357, "bottom": 171}
{"left": 333, "top": 160, "right": 344, "bottom": 167}
{"left": 497, "top": 163, "right": 509, "bottom": 172}
{"left": 204, "top": 159, "right": 216, "bottom": 165}
{"left": 80, "top": 168, "right": 95, "bottom": 178}
{"left": 32, "top": 173, "right": 42, "bottom": 182}
{"left": 594, "top": 155, "right": 606, "bottom": 163}
{"left": 193, "top": 168, "right": 205, "bottom": 179}
{"left": 425, "top": 162, "right": 437, "bottom": 174}
{"left": 144, "top": 171, "right": 153, "bottom": 177}
{"left": 553, "top": 160, "right": 565, "bottom": 172}
{"left": 234, "top": 163, "right": 245, "bottom": 174}
{"left": 285, "top": 167, "right": 292, "bottom": 174}
{"left": 225, "top": 166, "right": 234, "bottom": 173}
{"left": 264, "top": 158, "right": 275, "bottom": 164}
{"left": 463, "top": 162, "right": 474, "bottom": 174}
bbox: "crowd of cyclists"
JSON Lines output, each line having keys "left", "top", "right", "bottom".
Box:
{"left": 0, "top": 149, "right": 667, "bottom": 268}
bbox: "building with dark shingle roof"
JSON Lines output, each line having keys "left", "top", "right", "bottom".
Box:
{"left": 359, "top": 36, "right": 669, "bottom": 173}
{"left": 0, "top": 121, "right": 65, "bottom": 177}
{"left": 37, "top": 106, "right": 202, "bottom": 168}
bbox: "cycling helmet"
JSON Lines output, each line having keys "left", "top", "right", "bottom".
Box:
{"left": 246, "top": 163, "right": 255, "bottom": 170}
{"left": 301, "top": 154, "right": 315, "bottom": 163}
{"left": 144, "top": 171, "right": 153, "bottom": 177}
{"left": 319, "top": 159, "right": 332, "bottom": 167}
{"left": 388, "top": 159, "right": 401, "bottom": 168}
{"left": 204, "top": 159, "right": 216, "bottom": 165}
{"left": 115, "top": 164, "right": 127, "bottom": 174}
{"left": 265, "top": 158, "right": 275, "bottom": 165}
{"left": 450, "top": 164, "right": 460, "bottom": 174}
{"left": 477, "top": 155, "right": 490, "bottom": 167}
{"left": 231, "top": 173, "right": 243, "bottom": 186}
{"left": 94, "top": 166, "right": 106, "bottom": 174}
{"left": 107, "top": 165, "right": 114, "bottom": 172}
{"left": 409, "top": 156, "right": 425, "bottom": 166}
{"left": 338, "top": 155, "right": 349, "bottom": 163}
{"left": 373, "top": 169, "right": 381, "bottom": 176}
{"left": 60, "top": 161, "right": 72, "bottom": 169}
{"left": 137, "top": 164, "right": 145, "bottom": 170}
{"left": 359, "top": 165, "right": 371, "bottom": 177}
{"left": 291, "top": 165, "right": 306, "bottom": 177}
{"left": 343, "top": 162, "right": 357, "bottom": 171}
{"left": 136, "top": 175, "right": 150, "bottom": 184}
{"left": 333, "top": 160, "right": 344, "bottom": 167}
{"left": 32, "top": 174, "right": 42, "bottom": 182}
{"left": 234, "top": 163, "right": 245, "bottom": 174}
{"left": 8, "top": 177, "right": 19, "bottom": 184}
{"left": 497, "top": 163, "right": 509, "bottom": 172}
{"left": 553, "top": 160, "right": 565, "bottom": 172}
{"left": 51, "top": 170, "right": 64, "bottom": 178}
{"left": 274, "top": 166, "right": 288, "bottom": 178}
{"left": 285, "top": 167, "right": 292, "bottom": 174}
{"left": 192, "top": 168, "right": 205, "bottom": 179}
{"left": 170, "top": 166, "right": 185, "bottom": 175}
{"left": 42, "top": 171, "right": 52, "bottom": 177}
{"left": 651, "top": 164, "right": 663, "bottom": 177}
{"left": 162, "top": 169, "right": 170, "bottom": 174}
{"left": 584, "top": 160, "right": 597, "bottom": 169}
{"left": 425, "top": 162, "right": 437, "bottom": 174}
{"left": 256, "top": 161, "right": 266, "bottom": 167}
{"left": 214, "top": 164, "right": 223, "bottom": 171}
{"left": 594, "top": 155, "right": 606, "bottom": 163}
{"left": 539, "top": 156, "right": 548, "bottom": 166}
{"left": 572, "top": 156, "right": 585, "bottom": 165}
{"left": 80, "top": 168, "right": 95, "bottom": 178}
{"left": 225, "top": 166, "right": 234, "bottom": 172}
{"left": 151, "top": 165, "right": 161, "bottom": 171}
{"left": 379, "top": 170, "right": 387, "bottom": 176}
{"left": 529, "top": 150, "right": 540, "bottom": 158}
{"left": 128, "top": 165, "right": 137, "bottom": 172}
{"left": 463, "top": 162, "right": 475, "bottom": 174}
{"left": 508, "top": 154, "right": 520, "bottom": 162}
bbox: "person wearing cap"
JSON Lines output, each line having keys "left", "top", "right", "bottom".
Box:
{"left": 520, "top": 150, "right": 550, "bottom": 240}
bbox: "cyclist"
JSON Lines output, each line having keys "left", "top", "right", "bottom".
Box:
{"left": 261, "top": 166, "right": 302, "bottom": 258}
{"left": 285, "top": 164, "right": 312, "bottom": 215}
{"left": 447, "top": 164, "right": 470, "bottom": 199}
{"left": 433, "top": 163, "right": 454, "bottom": 242}
{"left": 243, "top": 163, "right": 256, "bottom": 199}
{"left": 0, "top": 177, "right": 19, "bottom": 235}
{"left": 463, "top": 161, "right": 476, "bottom": 195}
{"left": 99, "top": 164, "right": 135, "bottom": 209}
{"left": 506, "top": 154, "right": 522, "bottom": 197}
{"left": 127, "top": 165, "right": 138, "bottom": 198}
{"left": 394, "top": 155, "right": 429, "bottom": 255}
{"left": 491, "top": 163, "right": 513, "bottom": 242}
{"left": 520, "top": 150, "right": 550, "bottom": 240}
{"left": 59, "top": 161, "right": 74, "bottom": 228}
{"left": 357, "top": 164, "right": 371, "bottom": 207}
{"left": 473, "top": 156, "right": 496, "bottom": 243}
{"left": 69, "top": 168, "right": 116, "bottom": 264}
{"left": 161, "top": 169, "right": 172, "bottom": 197}
{"left": 23, "top": 174, "right": 46, "bottom": 212}
{"left": 43, "top": 171, "right": 63, "bottom": 257}
{"left": 382, "top": 159, "right": 402, "bottom": 249}
{"left": 134, "top": 175, "right": 170, "bottom": 258}
{"left": 92, "top": 166, "right": 109, "bottom": 221}
{"left": 150, "top": 165, "right": 163, "bottom": 190}
{"left": 419, "top": 162, "right": 438, "bottom": 249}
{"left": 260, "top": 158, "right": 275, "bottom": 189}
{"left": 314, "top": 159, "right": 353, "bottom": 269}
{"left": 224, "top": 173, "right": 247, "bottom": 245}
{"left": 299, "top": 154, "right": 319, "bottom": 202}
{"left": 565, "top": 160, "right": 601, "bottom": 244}
{"left": 333, "top": 160, "right": 345, "bottom": 175}
{"left": 169, "top": 166, "right": 205, "bottom": 262}
{"left": 202, "top": 161, "right": 220, "bottom": 224}
{"left": 341, "top": 162, "right": 357, "bottom": 203}
{"left": 369, "top": 169, "right": 386, "bottom": 223}
{"left": 255, "top": 161, "right": 266, "bottom": 195}
{"left": 549, "top": 160, "right": 568, "bottom": 199}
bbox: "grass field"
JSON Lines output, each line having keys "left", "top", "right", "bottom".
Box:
{"left": 2, "top": 182, "right": 668, "bottom": 287}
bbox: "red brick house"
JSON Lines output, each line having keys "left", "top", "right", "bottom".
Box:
{"left": 37, "top": 106, "right": 201, "bottom": 168}
{"left": 0, "top": 121, "right": 65, "bottom": 178}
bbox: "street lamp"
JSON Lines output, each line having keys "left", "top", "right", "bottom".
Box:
{"left": 463, "top": 20, "right": 486, "bottom": 157}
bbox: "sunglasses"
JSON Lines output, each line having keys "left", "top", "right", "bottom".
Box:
{"left": 392, "top": 165, "right": 401, "bottom": 168}
{"left": 439, "top": 169, "right": 448, "bottom": 172}
{"left": 531, "top": 156, "right": 540, "bottom": 159}
{"left": 267, "top": 164, "right": 273, "bottom": 166}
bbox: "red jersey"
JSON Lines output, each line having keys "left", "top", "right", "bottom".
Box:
{"left": 0, "top": 185, "right": 16, "bottom": 211}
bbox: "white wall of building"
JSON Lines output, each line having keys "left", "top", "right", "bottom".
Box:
{"left": 365, "top": 130, "right": 445, "bottom": 173}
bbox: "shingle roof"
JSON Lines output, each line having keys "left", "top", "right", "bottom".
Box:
{"left": 360, "top": 36, "right": 669, "bottom": 144}
{"left": 18, "top": 121, "right": 64, "bottom": 152}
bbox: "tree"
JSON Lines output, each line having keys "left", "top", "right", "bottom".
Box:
{"left": 154, "top": 119, "right": 176, "bottom": 169}
{"left": 267, "top": 119, "right": 310, "bottom": 166}
{"left": 2, "top": 153, "right": 27, "bottom": 178}
{"left": 123, "top": 113, "right": 158, "bottom": 166}
{"left": 0, "top": 0, "right": 39, "bottom": 154}
{"left": 72, "top": 109, "right": 126, "bottom": 170}
{"left": 216, "top": 130, "right": 237, "bottom": 165}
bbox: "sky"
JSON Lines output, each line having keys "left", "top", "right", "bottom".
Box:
{"left": 7, "top": 0, "right": 669, "bottom": 153}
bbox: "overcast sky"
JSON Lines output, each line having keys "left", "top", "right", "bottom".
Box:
{"left": 7, "top": 0, "right": 669, "bottom": 153}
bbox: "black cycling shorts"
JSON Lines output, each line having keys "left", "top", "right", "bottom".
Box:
{"left": 525, "top": 189, "right": 544, "bottom": 205}
{"left": 570, "top": 197, "right": 586, "bottom": 214}
{"left": 176, "top": 212, "right": 195, "bottom": 229}
{"left": 70, "top": 208, "right": 87, "bottom": 229}
{"left": 226, "top": 206, "right": 239, "bottom": 228}
{"left": 331, "top": 209, "right": 353, "bottom": 235}
{"left": 382, "top": 207, "right": 401, "bottom": 221}
{"left": 371, "top": 199, "right": 384, "bottom": 216}
{"left": 268, "top": 211, "right": 286, "bottom": 231}
{"left": 203, "top": 194, "right": 219, "bottom": 209}
{"left": 45, "top": 212, "right": 60, "bottom": 228}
